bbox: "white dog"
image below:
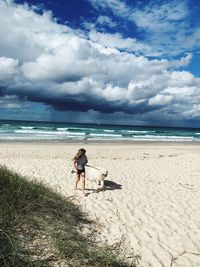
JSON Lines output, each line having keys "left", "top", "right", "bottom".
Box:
{"left": 71, "top": 164, "right": 108, "bottom": 189}
{"left": 85, "top": 165, "right": 108, "bottom": 188}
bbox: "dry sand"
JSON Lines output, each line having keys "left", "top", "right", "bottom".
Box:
{"left": 0, "top": 141, "right": 200, "bottom": 267}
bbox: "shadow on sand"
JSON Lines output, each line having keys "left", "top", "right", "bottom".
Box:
{"left": 85, "top": 180, "right": 122, "bottom": 196}
{"left": 104, "top": 180, "right": 122, "bottom": 190}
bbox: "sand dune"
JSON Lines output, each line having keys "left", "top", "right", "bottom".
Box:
{"left": 0, "top": 142, "right": 200, "bottom": 267}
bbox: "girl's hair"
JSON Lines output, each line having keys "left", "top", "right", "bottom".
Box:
{"left": 73, "top": 148, "right": 86, "bottom": 160}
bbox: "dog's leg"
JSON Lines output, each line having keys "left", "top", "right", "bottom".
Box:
{"left": 92, "top": 178, "right": 98, "bottom": 192}
{"left": 101, "top": 180, "right": 104, "bottom": 188}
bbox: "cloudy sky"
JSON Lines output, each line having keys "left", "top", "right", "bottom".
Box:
{"left": 0, "top": 0, "right": 200, "bottom": 127}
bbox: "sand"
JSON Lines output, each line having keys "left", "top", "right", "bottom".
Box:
{"left": 0, "top": 141, "right": 200, "bottom": 267}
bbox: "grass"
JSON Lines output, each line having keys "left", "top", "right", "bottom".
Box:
{"left": 0, "top": 165, "right": 137, "bottom": 267}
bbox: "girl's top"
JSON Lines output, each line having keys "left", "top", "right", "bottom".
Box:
{"left": 76, "top": 155, "right": 88, "bottom": 170}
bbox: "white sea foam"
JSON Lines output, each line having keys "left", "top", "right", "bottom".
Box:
{"left": 20, "top": 126, "right": 34, "bottom": 129}
{"left": 68, "top": 127, "right": 98, "bottom": 131}
{"left": 56, "top": 127, "right": 69, "bottom": 131}
{"left": 128, "top": 135, "right": 196, "bottom": 141}
{"left": 15, "top": 130, "right": 62, "bottom": 135}
{"left": 15, "top": 129, "right": 85, "bottom": 136}
{"left": 89, "top": 133, "right": 122, "bottom": 137}
{"left": 65, "top": 131, "right": 85, "bottom": 136}
{"left": 103, "top": 129, "right": 115, "bottom": 132}
{"left": 126, "top": 130, "right": 156, "bottom": 133}
{"left": 0, "top": 134, "right": 85, "bottom": 140}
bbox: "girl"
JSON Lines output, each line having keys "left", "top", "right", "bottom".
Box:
{"left": 72, "top": 148, "right": 88, "bottom": 195}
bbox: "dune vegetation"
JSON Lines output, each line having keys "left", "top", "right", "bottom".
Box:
{"left": 0, "top": 166, "right": 136, "bottom": 267}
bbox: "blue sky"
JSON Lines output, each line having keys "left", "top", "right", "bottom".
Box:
{"left": 0, "top": 0, "right": 200, "bottom": 127}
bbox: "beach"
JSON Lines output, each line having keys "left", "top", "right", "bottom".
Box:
{"left": 0, "top": 141, "right": 200, "bottom": 266}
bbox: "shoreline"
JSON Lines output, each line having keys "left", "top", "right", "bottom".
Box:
{"left": 0, "top": 139, "right": 200, "bottom": 146}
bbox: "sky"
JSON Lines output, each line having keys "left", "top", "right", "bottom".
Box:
{"left": 0, "top": 0, "right": 200, "bottom": 127}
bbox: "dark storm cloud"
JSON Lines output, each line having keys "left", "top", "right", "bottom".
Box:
{"left": 5, "top": 83, "right": 158, "bottom": 114}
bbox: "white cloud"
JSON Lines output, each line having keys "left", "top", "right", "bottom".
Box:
{"left": 148, "top": 94, "right": 173, "bottom": 106}
{"left": 21, "top": 37, "right": 96, "bottom": 82}
{"left": 183, "top": 104, "right": 200, "bottom": 118}
{"left": 0, "top": 57, "right": 18, "bottom": 81}
{"left": 130, "top": 1, "right": 188, "bottom": 32}
{"left": 169, "top": 71, "right": 197, "bottom": 86}
{"left": 88, "top": 0, "right": 129, "bottom": 16}
{"left": 82, "top": 16, "right": 117, "bottom": 34}
{"left": 96, "top": 15, "right": 117, "bottom": 27}
{"left": 0, "top": 95, "right": 21, "bottom": 109}
{"left": 3, "top": 103, "right": 21, "bottom": 109}
{"left": 101, "top": 84, "right": 126, "bottom": 101}
{"left": 131, "top": 0, "right": 200, "bottom": 56}
{"left": 88, "top": 30, "right": 153, "bottom": 54}
{"left": 167, "top": 54, "right": 192, "bottom": 68}
{"left": 88, "top": 0, "right": 200, "bottom": 56}
{"left": 0, "top": 0, "right": 72, "bottom": 61}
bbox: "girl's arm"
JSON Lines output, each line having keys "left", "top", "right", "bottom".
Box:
{"left": 73, "top": 159, "right": 77, "bottom": 170}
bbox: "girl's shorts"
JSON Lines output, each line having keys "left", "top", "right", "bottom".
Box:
{"left": 77, "top": 168, "right": 85, "bottom": 174}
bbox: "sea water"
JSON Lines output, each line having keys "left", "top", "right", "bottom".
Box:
{"left": 0, "top": 120, "right": 199, "bottom": 142}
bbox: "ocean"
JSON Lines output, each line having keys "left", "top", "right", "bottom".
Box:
{"left": 0, "top": 120, "right": 199, "bottom": 142}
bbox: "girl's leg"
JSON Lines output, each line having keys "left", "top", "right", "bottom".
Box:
{"left": 82, "top": 173, "right": 86, "bottom": 194}
{"left": 75, "top": 174, "right": 80, "bottom": 190}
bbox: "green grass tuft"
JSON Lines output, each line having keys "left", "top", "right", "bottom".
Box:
{"left": 0, "top": 165, "right": 137, "bottom": 267}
